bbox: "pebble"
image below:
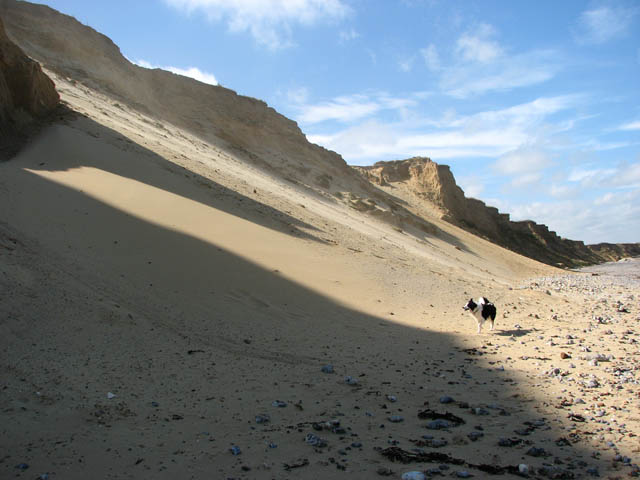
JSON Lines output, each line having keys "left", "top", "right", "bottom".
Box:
{"left": 229, "top": 445, "right": 241, "bottom": 455}
{"left": 388, "top": 415, "right": 404, "bottom": 423}
{"left": 271, "top": 400, "right": 287, "bottom": 407}
{"left": 439, "top": 395, "right": 454, "bottom": 404}
{"left": 344, "top": 376, "right": 359, "bottom": 386}
{"left": 305, "top": 433, "right": 327, "bottom": 448}
{"left": 518, "top": 464, "right": 529, "bottom": 475}
{"left": 321, "top": 364, "right": 334, "bottom": 373}
{"left": 401, "top": 472, "right": 426, "bottom": 480}
{"left": 455, "top": 471, "right": 472, "bottom": 478}
{"left": 426, "top": 419, "right": 450, "bottom": 429}
{"left": 255, "top": 414, "right": 270, "bottom": 424}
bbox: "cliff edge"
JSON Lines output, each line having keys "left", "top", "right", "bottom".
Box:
{"left": 355, "top": 157, "right": 638, "bottom": 268}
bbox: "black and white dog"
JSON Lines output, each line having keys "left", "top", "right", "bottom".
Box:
{"left": 463, "top": 297, "right": 497, "bottom": 333}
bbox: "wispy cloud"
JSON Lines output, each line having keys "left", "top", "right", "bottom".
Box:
{"left": 300, "top": 95, "right": 580, "bottom": 163}
{"left": 455, "top": 24, "right": 503, "bottom": 63}
{"left": 441, "top": 49, "right": 559, "bottom": 98}
{"left": 291, "top": 91, "right": 420, "bottom": 124}
{"left": 339, "top": 28, "right": 359, "bottom": 42}
{"left": 573, "top": 5, "right": 638, "bottom": 45}
{"left": 619, "top": 120, "right": 640, "bottom": 131}
{"left": 164, "top": 0, "right": 351, "bottom": 50}
{"left": 420, "top": 44, "right": 440, "bottom": 71}
{"left": 134, "top": 59, "right": 218, "bottom": 85}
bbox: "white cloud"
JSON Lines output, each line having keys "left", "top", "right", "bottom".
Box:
{"left": 619, "top": 120, "right": 640, "bottom": 131}
{"left": 420, "top": 44, "right": 440, "bottom": 71}
{"left": 507, "top": 191, "right": 640, "bottom": 244}
{"left": 339, "top": 28, "right": 359, "bottom": 42}
{"left": 455, "top": 24, "right": 503, "bottom": 63}
{"left": 442, "top": 49, "right": 559, "bottom": 98}
{"left": 574, "top": 5, "right": 637, "bottom": 45}
{"left": 298, "top": 94, "right": 580, "bottom": 163}
{"left": 164, "top": 0, "right": 350, "bottom": 50}
{"left": 293, "top": 91, "right": 419, "bottom": 124}
{"left": 493, "top": 147, "right": 553, "bottom": 175}
{"left": 398, "top": 56, "right": 416, "bottom": 72}
{"left": 134, "top": 59, "right": 218, "bottom": 85}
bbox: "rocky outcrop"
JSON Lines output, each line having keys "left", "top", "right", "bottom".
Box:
{"left": 0, "top": 15, "right": 59, "bottom": 158}
{"left": 356, "top": 158, "right": 638, "bottom": 268}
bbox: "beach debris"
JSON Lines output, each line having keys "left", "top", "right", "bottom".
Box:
{"left": 418, "top": 409, "right": 465, "bottom": 426}
{"left": 283, "top": 458, "right": 309, "bottom": 471}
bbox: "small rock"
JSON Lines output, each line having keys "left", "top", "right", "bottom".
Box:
{"left": 321, "top": 364, "right": 334, "bottom": 374}
{"left": 255, "top": 414, "right": 270, "bottom": 424}
{"left": 439, "top": 395, "right": 454, "bottom": 404}
{"left": 388, "top": 415, "right": 404, "bottom": 423}
{"left": 426, "top": 419, "right": 450, "bottom": 430}
{"left": 305, "top": 433, "right": 327, "bottom": 448}
{"left": 229, "top": 445, "right": 241, "bottom": 455}
{"left": 401, "top": 472, "right": 426, "bottom": 480}
{"left": 272, "top": 400, "right": 287, "bottom": 407}
{"left": 344, "top": 376, "right": 359, "bottom": 386}
{"left": 455, "top": 471, "right": 473, "bottom": 478}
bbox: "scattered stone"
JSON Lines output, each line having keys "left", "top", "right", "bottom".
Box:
{"left": 229, "top": 445, "right": 241, "bottom": 455}
{"left": 272, "top": 400, "right": 287, "bottom": 408}
{"left": 388, "top": 415, "right": 404, "bottom": 423}
{"left": 401, "top": 471, "right": 426, "bottom": 480}
{"left": 305, "top": 433, "right": 327, "bottom": 448}
{"left": 344, "top": 376, "right": 359, "bottom": 386}
{"left": 439, "top": 395, "right": 454, "bottom": 404}
{"left": 255, "top": 414, "right": 270, "bottom": 424}
{"left": 321, "top": 364, "right": 334, "bottom": 373}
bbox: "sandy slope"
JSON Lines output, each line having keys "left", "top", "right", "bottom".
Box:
{"left": 1, "top": 75, "right": 639, "bottom": 479}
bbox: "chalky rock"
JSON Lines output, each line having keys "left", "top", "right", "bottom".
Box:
{"left": 518, "top": 464, "right": 530, "bottom": 475}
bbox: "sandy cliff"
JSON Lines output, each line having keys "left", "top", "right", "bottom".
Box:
{"left": 1, "top": 2, "right": 640, "bottom": 479}
{"left": 356, "top": 157, "right": 638, "bottom": 267}
{"left": 0, "top": 16, "right": 58, "bottom": 158}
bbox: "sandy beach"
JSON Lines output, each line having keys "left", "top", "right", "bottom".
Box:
{"left": 1, "top": 67, "right": 639, "bottom": 480}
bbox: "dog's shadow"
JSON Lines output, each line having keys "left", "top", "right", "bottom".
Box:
{"left": 495, "top": 328, "right": 533, "bottom": 337}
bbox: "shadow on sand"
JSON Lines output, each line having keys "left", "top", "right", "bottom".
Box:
{"left": 0, "top": 119, "right": 611, "bottom": 479}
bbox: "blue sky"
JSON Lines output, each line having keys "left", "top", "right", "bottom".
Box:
{"left": 40, "top": 0, "right": 639, "bottom": 244}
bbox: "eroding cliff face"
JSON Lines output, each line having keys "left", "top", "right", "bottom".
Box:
{"left": 356, "top": 158, "right": 636, "bottom": 268}
{"left": 0, "top": 16, "right": 59, "bottom": 157}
